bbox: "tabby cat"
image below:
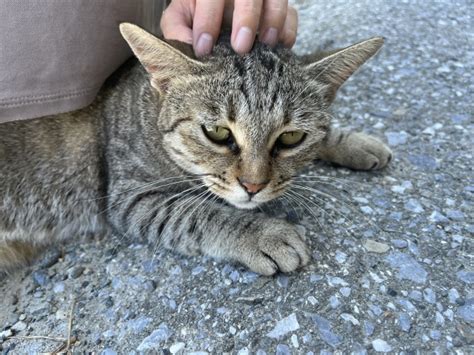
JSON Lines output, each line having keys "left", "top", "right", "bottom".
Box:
{"left": 0, "top": 24, "right": 392, "bottom": 275}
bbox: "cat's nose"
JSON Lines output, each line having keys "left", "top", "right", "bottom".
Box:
{"left": 238, "top": 178, "right": 269, "bottom": 195}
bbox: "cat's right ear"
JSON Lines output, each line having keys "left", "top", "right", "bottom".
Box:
{"left": 120, "top": 23, "right": 206, "bottom": 95}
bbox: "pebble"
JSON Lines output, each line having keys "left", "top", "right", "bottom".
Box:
{"left": 423, "top": 288, "right": 437, "bottom": 304}
{"left": 266, "top": 313, "right": 300, "bottom": 339}
{"left": 335, "top": 251, "right": 347, "bottom": 263}
{"left": 329, "top": 295, "right": 341, "bottom": 309}
{"left": 311, "top": 315, "right": 342, "bottom": 348}
{"left": 340, "top": 287, "right": 351, "bottom": 297}
{"left": 429, "top": 211, "right": 449, "bottom": 224}
{"left": 456, "top": 299, "right": 474, "bottom": 323}
{"left": 32, "top": 270, "right": 49, "bottom": 287}
{"left": 446, "top": 210, "right": 465, "bottom": 221}
{"left": 101, "top": 349, "right": 117, "bottom": 355}
{"left": 170, "top": 342, "right": 185, "bottom": 354}
{"left": 276, "top": 344, "right": 291, "bottom": 355}
{"left": 385, "top": 131, "right": 408, "bottom": 146}
{"left": 391, "top": 239, "right": 408, "bottom": 249}
{"left": 69, "top": 266, "right": 85, "bottom": 279}
{"left": 363, "top": 321, "right": 375, "bottom": 336}
{"left": 53, "top": 282, "right": 65, "bottom": 293}
{"left": 404, "top": 199, "right": 424, "bottom": 213}
{"left": 372, "top": 339, "right": 392, "bottom": 353}
{"left": 11, "top": 321, "right": 27, "bottom": 332}
{"left": 448, "top": 288, "right": 460, "bottom": 303}
{"left": 363, "top": 240, "right": 390, "bottom": 253}
{"left": 456, "top": 271, "right": 474, "bottom": 284}
{"left": 385, "top": 252, "right": 428, "bottom": 284}
{"left": 399, "top": 313, "right": 411, "bottom": 332}
{"left": 137, "top": 324, "right": 172, "bottom": 351}
{"left": 340, "top": 313, "right": 360, "bottom": 325}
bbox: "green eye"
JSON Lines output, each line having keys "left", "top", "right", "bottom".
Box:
{"left": 202, "top": 125, "right": 231, "bottom": 143}
{"left": 278, "top": 131, "right": 306, "bottom": 147}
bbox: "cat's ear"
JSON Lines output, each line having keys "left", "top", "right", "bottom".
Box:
{"left": 304, "top": 37, "right": 384, "bottom": 103}
{"left": 119, "top": 23, "right": 206, "bottom": 95}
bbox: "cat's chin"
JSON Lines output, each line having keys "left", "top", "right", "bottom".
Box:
{"left": 228, "top": 200, "right": 261, "bottom": 210}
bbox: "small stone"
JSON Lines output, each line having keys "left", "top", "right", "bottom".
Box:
{"left": 430, "top": 330, "right": 441, "bottom": 340}
{"left": 276, "top": 344, "right": 291, "bottom": 355}
{"left": 53, "top": 282, "right": 65, "bottom": 293}
{"left": 311, "top": 315, "right": 342, "bottom": 348}
{"left": 372, "top": 339, "right": 392, "bottom": 353}
{"left": 229, "top": 326, "right": 237, "bottom": 335}
{"left": 335, "top": 251, "right": 347, "bottom": 263}
{"left": 457, "top": 271, "right": 474, "bottom": 284}
{"left": 308, "top": 296, "right": 318, "bottom": 305}
{"left": 69, "top": 266, "right": 85, "bottom": 279}
{"left": 456, "top": 299, "right": 474, "bottom": 323}
{"left": 329, "top": 295, "right": 341, "bottom": 309}
{"left": 391, "top": 239, "right": 408, "bottom": 249}
{"left": 55, "top": 309, "right": 68, "bottom": 320}
{"left": 423, "top": 288, "right": 437, "bottom": 304}
{"left": 360, "top": 206, "right": 374, "bottom": 214}
{"left": 363, "top": 321, "right": 375, "bottom": 336}
{"left": 0, "top": 329, "right": 13, "bottom": 341}
{"left": 32, "top": 270, "right": 49, "bottom": 287}
{"left": 399, "top": 313, "right": 411, "bottom": 332}
{"left": 170, "top": 342, "right": 185, "bottom": 354}
{"left": 340, "top": 287, "right": 351, "bottom": 297}
{"left": 291, "top": 334, "right": 299, "bottom": 348}
{"left": 101, "top": 349, "right": 117, "bottom": 355}
{"left": 435, "top": 312, "right": 445, "bottom": 325}
{"left": 385, "top": 131, "right": 408, "bottom": 146}
{"left": 340, "top": 313, "right": 360, "bottom": 325}
{"left": 326, "top": 276, "right": 348, "bottom": 287}
{"left": 404, "top": 199, "right": 424, "bottom": 213}
{"left": 137, "top": 324, "right": 172, "bottom": 351}
{"left": 266, "top": 313, "right": 300, "bottom": 339}
{"left": 446, "top": 210, "right": 465, "bottom": 221}
{"left": 385, "top": 252, "right": 428, "bottom": 284}
{"left": 11, "top": 321, "right": 27, "bottom": 332}
{"left": 448, "top": 288, "right": 460, "bottom": 303}
{"left": 364, "top": 240, "right": 390, "bottom": 253}
{"left": 429, "top": 211, "right": 449, "bottom": 224}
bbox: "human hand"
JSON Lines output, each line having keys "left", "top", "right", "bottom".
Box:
{"left": 160, "top": 0, "right": 298, "bottom": 57}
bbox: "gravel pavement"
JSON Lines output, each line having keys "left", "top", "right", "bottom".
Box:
{"left": 1, "top": 1, "right": 473, "bottom": 353}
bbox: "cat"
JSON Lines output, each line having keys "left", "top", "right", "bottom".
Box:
{"left": 0, "top": 23, "right": 392, "bottom": 275}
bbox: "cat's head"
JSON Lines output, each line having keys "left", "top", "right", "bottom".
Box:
{"left": 120, "top": 23, "right": 383, "bottom": 209}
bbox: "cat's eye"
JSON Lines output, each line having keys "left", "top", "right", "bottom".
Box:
{"left": 277, "top": 131, "right": 306, "bottom": 148}
{"left": 202, "top": 125, "right": 231, "bottom": 144}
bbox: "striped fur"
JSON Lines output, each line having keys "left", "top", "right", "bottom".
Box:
{"left": 0, "top": 25, "right": 391, "bottom": 275}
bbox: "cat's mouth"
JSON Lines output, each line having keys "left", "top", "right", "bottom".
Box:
{"left": 205, "top": 180, "right": 283, "bottom": 210}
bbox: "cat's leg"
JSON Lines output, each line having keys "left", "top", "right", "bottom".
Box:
{"left": 109, "top": 191, "right": 310, "bottom": 275}
{"left": 318, "top": 127, "right": 392, "bottom": 170}
{"left": 0, "top": 230, "right": 41, "bottom": 271}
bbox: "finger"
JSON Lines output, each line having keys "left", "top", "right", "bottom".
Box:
{"left": 231, "top": 0, "right": 264, "bottom": 54}
{"left": 279, "top": 5, "right": 297, "bottom": 48}
{"left": 258, "top": 0, "right": 288, "bottom": 47}
{"left": 160, "top": 0, "right": 194, "bottom": 44}
{"left": 193, "top": 0, "right": 226, "bottom": 57}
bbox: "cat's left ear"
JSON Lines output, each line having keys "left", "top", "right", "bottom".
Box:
{"left": 304, "top": 37, "right": 384, "bottom": 103}
{"left": 120, "top": 23, "right": 207, "bottom": 95}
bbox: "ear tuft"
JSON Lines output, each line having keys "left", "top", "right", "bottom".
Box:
{"left": 305, "top": 37, "right": 384, "bottom": 103}
{"left": 119, "top": 23, "right": 204, "bottom": 95}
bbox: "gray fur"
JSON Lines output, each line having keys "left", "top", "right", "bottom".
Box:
{"left": 0, "top": 24, "right": 391, "bottom": 275}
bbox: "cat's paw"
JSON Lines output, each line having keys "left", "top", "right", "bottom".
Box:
{"left": 239, "top": 221, "right": 311, "bottom": 276}
{"left": 341, "top": 132, "right": 392, "bottom": 171}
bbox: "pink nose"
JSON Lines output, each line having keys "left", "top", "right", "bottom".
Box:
{"left": 238, "top": 178, "right": 269, "bottom": 195}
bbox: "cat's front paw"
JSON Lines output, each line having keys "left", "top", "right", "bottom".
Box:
{"left": 238, "top": 221, "right": 311, "bottom": 276}
{"left": 342, "top": 132, "right": 392, "bottom": 171}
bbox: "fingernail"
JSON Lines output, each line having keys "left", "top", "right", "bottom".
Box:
{"left": 261, "top": 27, "right": 278, "bottom": 46}
{"left": 195, "top": 32, "right": 213, "bottom": 56}
{"left": 234, "top": 26, "right": 253, "bottom": 54}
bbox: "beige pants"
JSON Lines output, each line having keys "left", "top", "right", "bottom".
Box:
{"left": 0, "top": 0, "right": 165, "bottom": 123}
